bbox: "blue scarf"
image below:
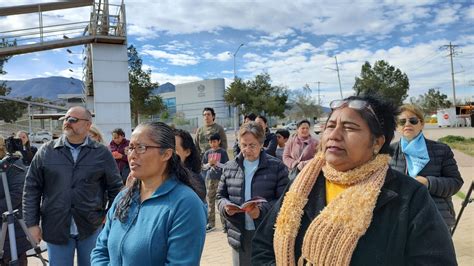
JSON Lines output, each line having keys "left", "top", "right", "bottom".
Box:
{"left": 401, "top": 133, "right": 430, "bottom": 177}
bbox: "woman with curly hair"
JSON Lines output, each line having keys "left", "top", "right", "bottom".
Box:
{"left": 252, "top": 95, "right": 456, "bottom": 265}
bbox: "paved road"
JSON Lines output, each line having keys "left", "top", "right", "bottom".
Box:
{"left": 26, "top": 127, "right": 474, "bottom": 265}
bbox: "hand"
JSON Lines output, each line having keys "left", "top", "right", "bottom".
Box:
{"left": 244, "top": 203, "right": 261, "bottom": 219}
{"left": 415, "top": 176, "right": 429, "bottom": 187}
{"left": 112, "top": 151, "right": 123, "bottom": 159}
{"left": 209, "top": 158, "right": 217, "bottom": 166}
{"left": 28, "top": 226, "right": 42, "bottom": 244}
{"left": 225, "top": 205, "right": 244, "bottom": 216}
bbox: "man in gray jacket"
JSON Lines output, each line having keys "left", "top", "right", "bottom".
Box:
{"left": 23, "top": 106, "right": 123, "bottom": 266}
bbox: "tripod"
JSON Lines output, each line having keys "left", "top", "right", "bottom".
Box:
{"left": 451, "top": 180, "right": 474, "bottom": 236}
{"left": 0, "top": 158, "right": 47, "bottom": 265}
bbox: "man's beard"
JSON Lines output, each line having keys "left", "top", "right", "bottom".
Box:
{"left": 63, "top": 126, "right": 81, "bottom": 137}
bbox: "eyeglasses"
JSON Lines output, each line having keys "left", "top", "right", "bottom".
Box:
{"left": 240, "top": 143, "right": 259, "bottom": 151}
{"left": 125, "top": 144, "right": 162, "bottom": 155}
{"left": 330, "top": 99, "right": 382, "bottom": 126}
{"left": 398, "top": 117, "right": 419, "bottom": 126}
{"left": 59, "top": 116, "right": 89, "bottom": 124}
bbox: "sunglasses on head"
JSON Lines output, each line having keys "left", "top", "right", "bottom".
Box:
{"left": 329, "top": 99, "right": 382, "bottom": 126}
{"left": 59, "top": 116, "right": 89, "bottom": 124}
{"left": 398, "top": 117, "right": 419, "bottom": 126}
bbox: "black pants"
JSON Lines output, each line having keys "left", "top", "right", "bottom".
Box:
{"left": 232, "top": 230, "right": 255, "bottom": 266}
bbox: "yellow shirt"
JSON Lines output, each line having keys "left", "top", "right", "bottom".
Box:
{"left": 325, "top": 179, "right": 348, "bottom": 204}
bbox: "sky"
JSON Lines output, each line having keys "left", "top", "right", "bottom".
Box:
{"left": 0, "top": 0, "right": 473, "bottom": 107}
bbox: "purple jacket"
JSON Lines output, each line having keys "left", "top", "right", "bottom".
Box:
{"left": 109, "top": 138, "right": 130, "bottom": 173}
{"left": 282, "top": 134, "right": 318, "bottom": 170}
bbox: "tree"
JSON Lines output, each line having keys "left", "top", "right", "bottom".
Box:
{"left": 128, "top": 45, "right": 166, "bottom": 126}
{"left": 410, "top": 88, "right": 452, "bottom": 114}
{"left": 0, "top": 39, "right": 26, "bottom": 123}
{"left": 224, "top": 73, "right": 288, "bottom": 118}
{"left": 353, "top": 60, "right": 409, "bottom": 106}
{"left": 291, "top": 84, "right": 323, "bottom": 120}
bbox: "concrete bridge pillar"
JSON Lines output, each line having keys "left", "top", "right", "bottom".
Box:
{"left": 90, "top": 43, "right": 131, "bottom": 143}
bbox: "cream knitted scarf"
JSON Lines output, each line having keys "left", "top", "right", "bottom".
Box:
{"left": 274, "top": 152, "right": 390, "bottom": 266}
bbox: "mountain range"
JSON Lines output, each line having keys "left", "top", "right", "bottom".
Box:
{"left": 2, "top": 76, "right": 83, "bottom": 100}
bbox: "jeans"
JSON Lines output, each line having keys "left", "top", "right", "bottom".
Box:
{"left": 46, "top": 228, "right": 101, "bottom": 266}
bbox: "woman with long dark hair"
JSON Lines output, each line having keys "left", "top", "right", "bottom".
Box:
{"left": 174, "top": 128, "right": 207, "bottom": 201}
{"left": 91, "top": 122, "right": 207, "bottom": 265}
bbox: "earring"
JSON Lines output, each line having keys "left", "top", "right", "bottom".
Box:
{"left": 373, "top": 149, "right": 379, "bottom": 156}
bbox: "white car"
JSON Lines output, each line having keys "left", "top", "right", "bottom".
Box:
{"left": 283, "top": 122, "right": 297, "bottom": 130}
{"left": 30, "top": 131, "right": 53, "bottom": 143}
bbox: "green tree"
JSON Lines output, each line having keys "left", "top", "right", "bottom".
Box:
{"left": 128, "top": 45, "right": 166, "bottom": 126}
{"left": 0, "top": 40, "right": 26, "bottom": 122}
{"left": 353, "top": 60, "right": 409, "bottom": 106}
{"left": 411, "top": 88, "right": 452, "bottom": 114}
{"left": 225, "top": 73, "right": 288, "bottom": 118}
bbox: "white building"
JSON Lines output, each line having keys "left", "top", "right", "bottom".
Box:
{"left": 154, "top": 78, "right": 234, "bottom": 128}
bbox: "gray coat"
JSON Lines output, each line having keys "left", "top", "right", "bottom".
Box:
{"left": 23, "top": 136, "right": 123, "bottom": 244}
{"left": 389, "top": 138, "right": 463, "bottom": 227}
{"left": 217, "top": 151, "right": 289, "bottom": 251}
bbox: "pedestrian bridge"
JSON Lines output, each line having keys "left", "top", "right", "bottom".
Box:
{"left": 0, "top": 0, "right": 132, "bottom": 142}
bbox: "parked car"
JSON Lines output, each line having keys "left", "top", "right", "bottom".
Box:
{"left": 314, "top": 121, "right": 326, "bottom": 135}
{"left": 30, "top": 131, "right": 53, "bottom": 143}
{"left": 283, "top": 122, "right": 297, "bottom": 130}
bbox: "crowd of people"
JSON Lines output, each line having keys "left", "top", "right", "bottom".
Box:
{"left": 0, "top": 97, "right": 465, "bottom": 265}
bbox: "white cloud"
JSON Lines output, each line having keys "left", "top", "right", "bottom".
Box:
{"left": 202, "top": 52, "right": 232, "bottom": 61}
{"left": 432, "top": 4, "right": 461, "bottom": 25}
{"left": 464, "top": 5, "right": 474, "bottom": 21}
{"left": 150, "top": 72, "right": 201, "bottom": 85}
{"left": 142, "top": 48, "right": 199, "bottom": 66}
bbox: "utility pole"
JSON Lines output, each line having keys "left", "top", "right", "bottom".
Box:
{"left": 442, "top": 42, "right": 458, "bottom": 107}
{"left": 335, "top": 56, "right": 343, "bottom": 99}
{"left": 316, "top": 81, "right": 322, "bottom": 105}
{"left": 326, "top": 57, "right": 343, "bottom": 99}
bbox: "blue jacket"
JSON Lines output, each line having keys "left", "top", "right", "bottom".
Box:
{"left": 91, "top": 176, "right": 207, "bottom": 265}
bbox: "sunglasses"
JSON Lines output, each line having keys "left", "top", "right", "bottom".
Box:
{"left": 330, "top": 99, "right": 382, "bottom": 126}
{"left": 398, "top": 117, "right": 419, "bottom": 126}
{"left": 59, "top": 116, "right": 89, "bottom": 124}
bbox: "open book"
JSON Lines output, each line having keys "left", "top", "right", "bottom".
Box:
{"left": 226, "top": 196, "right": 267, "bottom": 211}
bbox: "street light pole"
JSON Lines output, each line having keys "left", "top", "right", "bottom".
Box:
{"left": 233, "top": 43, "right": 244, "bottom": 79}
{"left": 232, "top": 43, "right": 244, "bottom": 133}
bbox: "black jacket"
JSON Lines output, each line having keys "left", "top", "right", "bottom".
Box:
{"left": 390, "top": 138, "right": 463, "bottom": 227}
{"left": 252, "top": 168, "right": 457, "bottom": 265}
{"left": 217, "top": 151, "right": 288, "bottom": 250}
{"left": 0, "top": 156, "right": 30, "bottom": 256}
{"left": 233, "top": 130, "right": 278, "bottom": 157}
{"left": 23, "top": 137, "right": 123, "bottom": 244}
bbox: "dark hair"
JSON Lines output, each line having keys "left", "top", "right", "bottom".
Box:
{"left": 208, "top": 132, "right": 221, "bottom": 141}
{"left": 112, "top": 128, "right": 125, "bottom": 137}
{"left": 115, "top": 122, "right": 196, "bottom": 222}
{"left": 275, "top": 129, "right": 290, "bottom": 139}
{"left": 297, "top": 119, "right": 311, "bottom": 128}
{"left": 327, "top": 95, "right": 398, "bottom": 155}
{"left": 244, "top": 113, "right": 257, "bottom": 121}
{"left": 256, "top": 115, "right": 267, "bottom": 124}
{"left": 203, "top": 107, "right": 216, "bottom": 121}
{"left": 174, "top": 129, "right": 202, "bottom": 173}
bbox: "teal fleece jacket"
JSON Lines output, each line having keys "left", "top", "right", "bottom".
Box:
{"left": 91, "top": 176, "right": 207, "bottom": 265}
